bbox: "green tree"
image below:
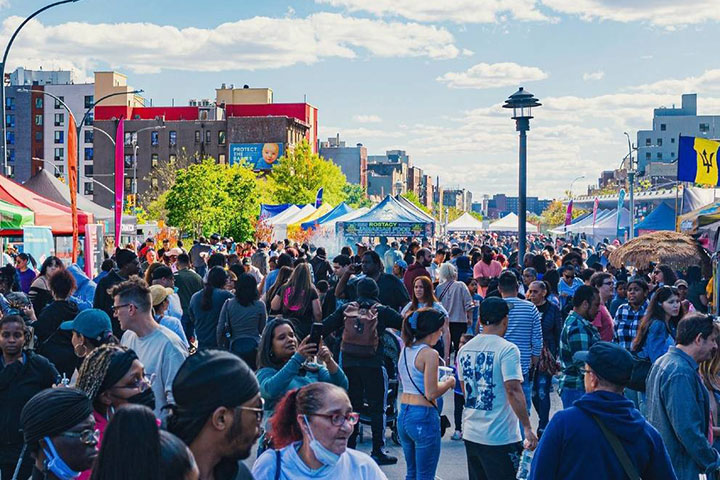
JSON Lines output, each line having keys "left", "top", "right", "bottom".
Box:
{"left": 401, "top": 191, "right": 432, "bottom": 215}
{"left": 139, "top": 148, "right": 195, "bottom": 223}
{"left": 469, "top": 211, "right": 483, "bottom": 222}
{"left": 165, "top": 159, "right": 260, "bottom": 240}
{"left": 342, "top": 183, "right": 373, "bottom": 208}
{"left": 540, "top": 200, "right": 587, "bottom": 228}
{"left": 267, "top": 140, "right": 347, "bottom": 206}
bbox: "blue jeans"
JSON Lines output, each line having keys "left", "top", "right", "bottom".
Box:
{"left": 532, "top": 371, "right": 552, "bottom": 433}
{"left": 560, "top": 387, "right": 584, "bottom": 409}
{"left": 521, "top": 373, "right": 533, "bottom": 413}
{"left": 398, "top": 404, "right": 441, "bottom": 480}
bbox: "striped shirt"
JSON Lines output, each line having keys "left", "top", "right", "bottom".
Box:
{"left": 503, "top": 296, "right": 543, "bottom": 375}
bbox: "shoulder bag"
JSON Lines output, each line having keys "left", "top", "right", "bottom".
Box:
{"left": 590, "top": 413, "right": 640, "bottom": 480}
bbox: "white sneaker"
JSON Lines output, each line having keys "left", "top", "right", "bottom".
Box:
{"left": 451, "top": 430, "right": 462, "bottom": 441}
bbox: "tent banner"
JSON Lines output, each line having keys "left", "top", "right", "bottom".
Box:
{"left": 339, "top": 221, "right": 432, "bottom": 237}
{"left": 84, "top": 224, "right": 104, "bottom": 278}
{"left": 22, "top": 226, "right": 55, "bottom": 265}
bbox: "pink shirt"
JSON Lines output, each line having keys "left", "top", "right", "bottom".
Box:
{"left": 592, "top": 305, "right": 614, "bottom": 342}
{"left": 472, "top": 260, "right": 503, "bottom": 296}
{"left": 79, "top": 411, "right": 108, "bottom": 480}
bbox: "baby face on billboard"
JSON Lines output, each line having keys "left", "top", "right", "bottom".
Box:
{"left": 262, "top": 143, "right": 280, "bottom": 164}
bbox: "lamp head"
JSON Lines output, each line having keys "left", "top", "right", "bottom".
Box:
{"left": 502, "top": 87, "right": 542, "bottom": 120}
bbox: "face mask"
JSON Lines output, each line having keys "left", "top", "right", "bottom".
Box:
{"left": 42, "top": 437, "right": 81, "bottom": 479}
{"left": 126, "top": 387, "right": 156, "bottom": 410}
{"left": 303, "top": 415, "right": 341, "bottom": 468}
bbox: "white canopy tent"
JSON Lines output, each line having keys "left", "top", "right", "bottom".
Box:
{"left": 447, "top": 212, "right": 485, "bottom": 232}
{"left": 266, "top": 205, "right": 301, "bottom": 226}
{"left": 272, "top": 204, "right": 317, "bottom": 240}
{"left": 488, "top": 212, "right": 538, "bottom": 233}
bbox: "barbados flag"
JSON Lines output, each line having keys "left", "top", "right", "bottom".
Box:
{"left": 678, "top": 135, "right": 720, "bottom": 185}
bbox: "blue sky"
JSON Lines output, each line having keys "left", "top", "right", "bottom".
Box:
{"left": 4, "top": 0, "right": 720, "bottom": 199}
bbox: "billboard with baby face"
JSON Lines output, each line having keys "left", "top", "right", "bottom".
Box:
{"left": 229, "top": 143, "right": 284, "bottom": 170}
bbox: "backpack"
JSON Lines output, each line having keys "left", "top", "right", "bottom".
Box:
{"left": 341, "top": 301, "right": 379, "bottom": 357}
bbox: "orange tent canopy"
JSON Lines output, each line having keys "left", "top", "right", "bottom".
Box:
{"left": 0, "top": 175, "right": 93, "bottom": 235}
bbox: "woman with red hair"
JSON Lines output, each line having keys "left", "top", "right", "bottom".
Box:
{"left": 252, "top": 382, "right": 386, "bottom": 479}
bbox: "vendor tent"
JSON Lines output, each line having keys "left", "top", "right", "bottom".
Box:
{"left": 321, "top": 207, "right": 370, "bottom": 229}
{"left": 301, "top": 203, "right": 353, "bottom": 230}
{"left": 635, "top": 203, "right": 676, "bottom": 235}
{"left": 488, "top": 213, "right": 538, "bottom": 233}
{"left": 23, "top": 169, "right": 113, "bottom": 221}
{"left": 260, "top": 203, "right": 302, "bottom": 219}
{"left": 337, "top": 195, "right": 433, "bottom": 237}
{"left": 447, "top": 212, "right": 484, "bottom": 232}
{"left": 0, "top": 200, "right": 34, "bottom": 230}
{"left": 678, "top": 201, "right": 720, "bottom": 234}
{"left": 290, "top": 203, "right": 333, "bottom": 230}
{"left": 395, "top": 195, "right": 437, "bottom": 224}
{"left": 587, "top": 208, "right": 630, "bottom": 241}
{"left": 272, "top": 204, "right": 317, "bottom": 240}
{"left": 0, "top": 175, "right": 93, "bottom": 235}
{"left": 266, "top": 205, "right": 301, "bottom": 226}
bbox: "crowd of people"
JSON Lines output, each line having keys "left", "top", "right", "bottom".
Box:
{"left": 0, "top": 231, "right": 716, "bottom": 479}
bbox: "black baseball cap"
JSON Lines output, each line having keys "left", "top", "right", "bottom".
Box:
{"left": 479, "top": 297, "right": 513, "bottom": 325}
{"left": 573, "top": 341, "right": 634, "bottom": 386}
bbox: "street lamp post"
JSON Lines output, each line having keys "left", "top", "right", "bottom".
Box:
{"left": 1, "top": 0, "right": 80, "bottom": 176}
{"left": 565, "top": 175, "right": 585, "bottom": 235}
{"left": 503, "top": 87, "right": 541, "bottom": 266}
{"left": 624, "top": 132, "right": 636, "bottom": 239}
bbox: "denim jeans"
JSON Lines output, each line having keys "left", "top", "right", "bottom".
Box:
{"left": 532, "top": 371, "right": 552, "bottom": 433}
{"left": 521, "top": 372, "right": 533, "bottom": 413}
{"left": 398, "top": 404, "right": 441, "bottom": 480}
{"left": 560, "top": 387, "right": 584, "bottom": 409}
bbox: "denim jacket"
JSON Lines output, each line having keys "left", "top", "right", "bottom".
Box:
{"left": 640, "top": 318, "right": 676, "bottom": 364}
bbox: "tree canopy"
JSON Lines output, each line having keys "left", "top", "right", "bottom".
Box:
{"left": 541, "top": 200, "right": 587, "bottom": 228}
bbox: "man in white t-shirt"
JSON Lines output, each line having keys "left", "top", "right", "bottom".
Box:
{"left": 113, "top": 277, "right": 188, "bottom": 419}
{"left": 458, "top": 297, "right": 538, "bottom": 480}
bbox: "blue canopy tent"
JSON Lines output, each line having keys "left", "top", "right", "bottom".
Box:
{"left": 260, "top": 203, "right": 305, "bottom": 219}
{"left": 635, "top": 202, "right": 676, "bottom": 235}
{"left": 301, "top": 202, "right": 353, "bottom": 230}
{"left": 336, "top": 195, "right": 434, "bottom": 237}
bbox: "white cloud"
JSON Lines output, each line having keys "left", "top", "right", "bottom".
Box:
{"left": 631, "top": 69, "right": 720, "bottom": 94}
{"left": 0, "top": 13, "right": 462, "bottom": 77}
{"left": 583, "top": 70, "right": 604, "bottom": 81}
{"left": 315, "top": 0, "right": 553, "bottom": 24}
{"left": 353, "top": 115, "right": 382, "bottom": 123}
{"left": 437, "top": 62, "right": 548, "bottom": 89}
{"left": 541, "top": 0, "right": 720, "bottom": 28}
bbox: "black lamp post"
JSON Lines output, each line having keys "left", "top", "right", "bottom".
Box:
{"left": 503, "top": 87, "right": 541, "bottom": 266}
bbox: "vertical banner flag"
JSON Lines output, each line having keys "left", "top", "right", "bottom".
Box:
{"left": 114, "top": 118, "right": 125, "bottom": 249}
{"left": 677, "top": 135, "right": 720, "bottom": 185}
{"left": 592, "top": 197, "right": 599, "bottom": 226}
{"left": 616, "top": 189, "right": 626, "bottom": 237}
{"left": 564, "top": 200, "right": 573, "bottom": 226}
{"left": 67, "top": 115, "right": 79, "bottom": 263}
{"left": 315, "top": 187, "right": 324, "bottom": 208}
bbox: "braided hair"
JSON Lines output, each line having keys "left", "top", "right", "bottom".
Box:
{"left": 76, "top": 344, "right": 132, "bottom": 412}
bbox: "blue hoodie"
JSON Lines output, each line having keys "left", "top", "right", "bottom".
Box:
{"left": 67, "top": 264, "right": 96, "bottom": 311}
{"left": 529, "top": 390, "right": 677, "bottom": 480}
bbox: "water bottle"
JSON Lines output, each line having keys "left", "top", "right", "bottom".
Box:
{"left": 516, "top": 448, "right": 534, "bottom": 480}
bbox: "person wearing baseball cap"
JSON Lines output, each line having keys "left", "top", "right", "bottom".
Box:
{"left": 528, "top": 341, "right": 676, "bottom": 480}
{"left": 61, "top": 308, "right": 116, "bottom": 358}
{"left": 457, "top": 297, "right": 538, "bottom": 479}
{"left": 674, "top": 279, "right": 695, "bottom": 316}
{"left": 149, "top": 285, "right": 189, "bottom": 349}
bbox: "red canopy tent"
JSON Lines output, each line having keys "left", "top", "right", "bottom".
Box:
{"left": 0, "top": 175, "right": 93, "bottom": 235}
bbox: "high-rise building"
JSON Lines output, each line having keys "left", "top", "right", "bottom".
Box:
{"left": 318, "top": 135, "right": 367, "bottom": 187}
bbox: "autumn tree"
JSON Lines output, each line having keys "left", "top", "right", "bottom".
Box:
{"left": 540, "top": 200, "right": 587, "bottom": 228}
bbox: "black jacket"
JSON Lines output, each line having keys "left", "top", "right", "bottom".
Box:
{"left": 93, "top": 269, "right": 126, "bottom": 337}
{"left": 34, "top": 300, "right": 80, "bottom": 379}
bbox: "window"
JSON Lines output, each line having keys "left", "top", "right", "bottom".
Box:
{"left": 6, "top": 132, "right": 14, "bottom": 145}
{"left": 57, "top": 165, "right": 65, "bottom": 174}
{"left": 54, "top": 148, "right": 64, "bottom": 161}
{"left": 657, "top": 138, "right": 662, "bottom": 146}
{"left": 219, "top": 154, "right": 226, "bottom": 164}
{"left": 169, "top": 154, "right": 177, "bottom": 165}
{"left": 124, "top": 177, "right": 132, "bottom": 190}
{"left": 35, "top": 131, "right": 42, "bottom": 142}
{"left": 700, "top": 123, "right": 710, "bottom": 132}
{"left": 151, "top": 178, "right": 159, "bottom": 188}
{"left": 151, "top": 153, "right": 159, "bottom": 168}
{"left": 84, "top": 147, "right": 93, "bottom": 161}
{"left": 205, "top": 130, "right": 211, "bottom": 144}
{"left": 151, "top": 131, "right": 159, "bottom": 146}
{"left": 84, "top": 164, "right": 94, "bottom": 177}
{"left": 5, "top": 97, "right": 14, "bottom": 110}
{"left": 218, "top": 130, "right": 226, "bottom": 145}
{"left": 645, "top": 138, "right": 651, "bottom": 146}
{"left": 194, "top": 130, "right": 201, "bottom": 143}
{"left": 84, "top": 182, "right": 94, "bottom": 195}
{"left": 124, "top": 155, "right": 134, "bottom": 168}
{"left": 657, "top": 152, "right": 663, "bottom": 159}
{"left": 169, "top": 131, "right": 177, "bottom": 147}
{"left": 84, "top": 130, "right": 93, "bottom": 143}
{"left": 5, "top": 114, "right": 14, "bottom": 128}
{"left": 671, "top": 137, "right": 675, "bottom": 143}
{"left": 54, "top": 131, "right": 64, "bottom": 144}
{"left": 85, "top": 113, "right": 93, "bottom": 126}
{"left": 646, "top": 152, "right": 651, "bottom": 160}
{"left": 54, "top": 113, "right": 64, "bottom": 127}
{"left": 34, "top": 114, "right": 43, "bottom": 126}
{"left": 8, "top": 149, "right": 14, "bottom": 163}
{"left": 672, "top": 152, "right": 675, "bottom": 158}
{"left": 124, "top": 132, "right": 137, "bottom": 146}
{"left": 84, "top": 95, "right": 94, "bottom": 109}
{"left": 35, "top": 97, "right": 43, "bottom": 109}
{"left": 54, "top": 96, "right": 64, "bottom": 109}
{"left": 660, "top": 124, "right": 666, "bottom": 131}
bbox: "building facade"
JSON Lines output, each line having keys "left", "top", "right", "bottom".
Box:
{"left": 318, "top": 135, "right": 367, "bottom": 187}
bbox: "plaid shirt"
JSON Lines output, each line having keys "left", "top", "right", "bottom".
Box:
{"left": 613, "top": 300, "right": 649, "bottom": 350}
{"left": 559, "top": 311, "right": 601, "bottom": 393}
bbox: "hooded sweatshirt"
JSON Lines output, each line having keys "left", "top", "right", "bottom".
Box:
{"left": 528, "top": 390, "right": 676, "bottom": 480}
{"left": 403, "top": 262, "right": 431, "bottom": 294}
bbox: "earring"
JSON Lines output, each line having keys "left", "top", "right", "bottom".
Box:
{"left": 74, "top": 344, "right": 89, "bottom": 358}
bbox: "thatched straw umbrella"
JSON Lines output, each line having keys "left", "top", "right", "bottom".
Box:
{"left": 608, "top": 231, "right": 711, "bottom": 275}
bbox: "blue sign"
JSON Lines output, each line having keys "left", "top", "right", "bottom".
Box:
{"left": 229, "top": 143, "right": 284, "bottom": 170}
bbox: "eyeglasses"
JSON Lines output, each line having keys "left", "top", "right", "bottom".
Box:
{"left": 110, "top": 303, "right": 134, "bottom": 312}
{"left": 113, "top": 374, "right": 155, "bottom": 392}
{"left": 58, "top": 428, "right": 100, "bottom": 445}
{"left": 237, "top": 398, "right": 265, "bottom": 422}
{"left": 310, "top": 411, "right": 360, "bottom": 427}
{"left": 602, "top": 281, "right": 614, "bottom": 287}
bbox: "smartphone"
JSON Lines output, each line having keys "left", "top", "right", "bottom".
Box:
{"left": 308, "top": 323, "right": 324, "bottom": 347}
